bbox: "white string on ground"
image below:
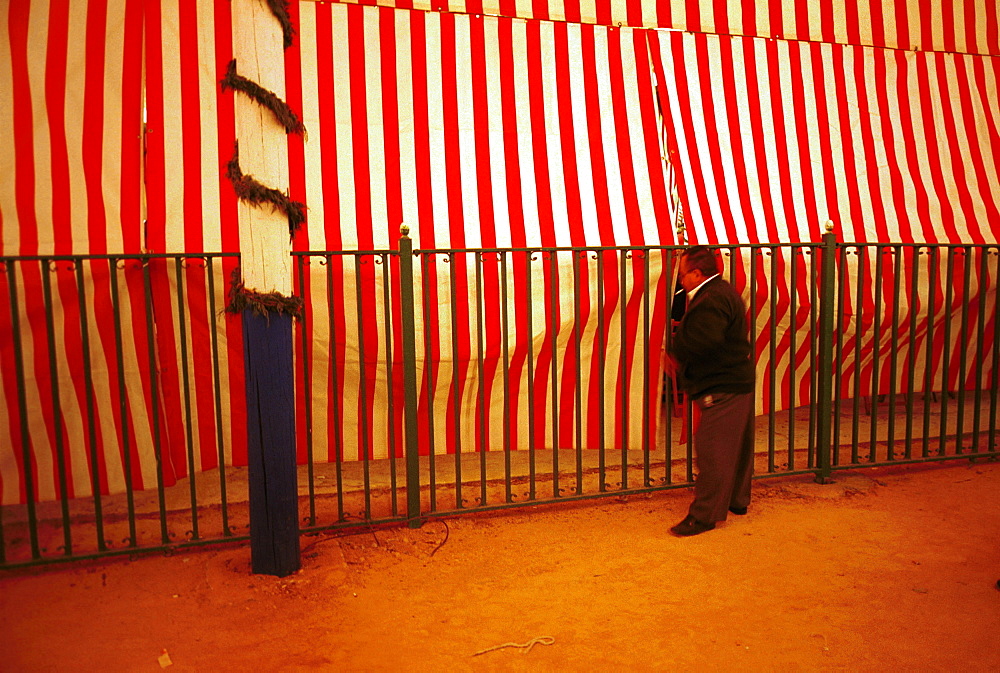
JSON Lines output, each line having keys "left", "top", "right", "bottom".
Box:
{"left": 473, "top": 636, "right": 555, "bottom": 657}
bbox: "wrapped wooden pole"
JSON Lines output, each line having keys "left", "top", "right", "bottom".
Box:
{"left": 229, "top": 0, "right": 301, "bottom": 577}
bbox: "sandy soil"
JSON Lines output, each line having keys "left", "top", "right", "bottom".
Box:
{"left": 2, "top": 460, "right": 999, "bottom": 672}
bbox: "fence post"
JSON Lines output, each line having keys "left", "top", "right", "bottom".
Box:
{"left": 399, "top": 225, "right": 423, "bottom": 527}
{"left": 814, "top": 223, "right": 837, "bottom": 483}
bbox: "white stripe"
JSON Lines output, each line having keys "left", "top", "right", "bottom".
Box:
{"left": 595, "top": 29, "right": 630, "bottom": 246}
{"left": 298, "top": 5, "right": 327, "bottom": 251}
{"left": 332, "top": 3, "right": 358, "bottom": 249}
{"left": 27, "top": 0, "right": 54, "bottom": 253}
{"left": 65, "top": 0, "right": 91, "bottom": 254}
{"left": 365, "top": 8, "right": 390, "bottom": 249}
{"left": 197, "top": 0, "right": 222, "bottom": 253}
{"left": 160, "top": 0, "right": 186, "bottom": 253}
{"left": 566, "top": 26, "right": 600, "bottom": 246}
{"left": 484, "top": 16, "right": 512, "bottom": 249}
{"left": 424, "top": 14, "right": 450, "bottom": 246}
{"left": 102, "top": 1, "right": 129, "bottom": 253}
{"left": 454, "top": 15, "right": 481, "bottom": 248}
{"left": 396, "top": 11, "right": 420, "bottom": 243}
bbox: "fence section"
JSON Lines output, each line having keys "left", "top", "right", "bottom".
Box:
{"left": 1, "top": 241, "right": 997, "bottom": 569}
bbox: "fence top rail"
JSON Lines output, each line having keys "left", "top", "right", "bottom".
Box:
{"left": 837, "top": 242, "right": 1000, "bottom": 251}
{"left": 0, "top": 252, "right": 241, "bottom": 263}
{"left": 7, "top": 243, "right": 993, "bottom": 265}
{"left": 293, "top": 241, "right": 997, "bottom": 258}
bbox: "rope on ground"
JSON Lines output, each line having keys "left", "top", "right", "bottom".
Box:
{"left": 473, "top": 636, "right": 555, "bottom": 657}
{"left": 429, "top": 519, "right": 449, "bottom": 557}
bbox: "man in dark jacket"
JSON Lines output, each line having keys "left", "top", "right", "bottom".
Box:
{"left": 665, "top": 246, "right": 755, "bottom": 536}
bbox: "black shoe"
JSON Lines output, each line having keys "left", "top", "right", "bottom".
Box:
{"left": 670, "top": 515, "right": 716, "bottom": 537}
{"left": 728, "top": 506, "right": 748, "bottom": 516}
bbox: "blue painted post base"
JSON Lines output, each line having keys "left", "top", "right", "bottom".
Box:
{"left": 243, "top": 310, "right": 300, "bottom": 577}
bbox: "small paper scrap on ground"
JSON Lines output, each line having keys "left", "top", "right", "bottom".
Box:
{"left": 158, "top": 649, "right": 173, "bottom": 668}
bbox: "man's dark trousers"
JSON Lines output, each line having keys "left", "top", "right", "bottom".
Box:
{"left": 688, "top": 390, "right": 755, "bottom": 524}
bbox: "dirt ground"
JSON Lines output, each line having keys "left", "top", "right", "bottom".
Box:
{"left": 2, "top": 460, "right": 999, "bottom": 672}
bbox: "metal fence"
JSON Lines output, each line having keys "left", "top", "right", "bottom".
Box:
{"left": 1, "top": 239, "right": 997, "bottom": 569}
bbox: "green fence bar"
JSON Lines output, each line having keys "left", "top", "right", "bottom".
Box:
{"left": 325, "top": 255, "right": 346, "bottom": 522}
{"left": 597, "top": 253, "right": 607, "bottom": 492}
{"left": 108, "top": 258, "right": 137, "bottom": 548}
{"left": 40, "top": 261, "right": 73, "bottom": 555}
{"left": 921, "top": 248, "right": 937, "bottom": 458}
{"left": 619, "top": 251, "right": 628, "bottom": 490}
{"left": 501, "top": 251, "right": 512, "bottom": 503}
{"left": 174, "top": 258, "right": 200, "bottom": 540}
{"left": 8, "top": 261, "right": 40, "bottom": 558}
{"left": 904, "top": 247, "right": 920, "bottom": 460}
{"left": 206, "top": 257, "right": 231, "bottom": 536}
{"left": 869, "top": 246, "right": 884, "bottom": 463}
{"left": 814, "top": 229, "right": 836, "bottom": 483}
{"left": 955, "top": 248, "right": 972, "bottom": 454}
{"left": 398, "top": 228, "right": 422, "bottom": 527}
{"left": 851, "top": 247, "right": 865, "bottom": 462}
{"left": 382, "top": 252, "right": 399, "bottom": 517}
{"left": 641, "top": 250, "right": 650, "bottom": 488}
{"left": 833, "top": 246, "right": 847, "bottom": 465}
{"left": 548, "top": 251, "right": 560, "bottom": 498}
{"left": 886, "top": 246, "right": 903, "bottom": 460}
{"left": 448, "top": 253, "right": 463, "bottom": 508}
{"left": 354, "top": 255, "right": 373, "bottom": 518}
{"left": 419, "top": 253, "right": 437, "bottom": 512}
{"left": 971, "top": 249, "right": 989, "bottom": 455}
{"left": 989, "top": 249, "right": 1000, "bottom": 454}
{"left": 573, "top": 252, "right": 583, "bottom": 495}
{"left": 938, "top": 250, "right": 956, "bottom": 456}
{"left": 787, "top": 247, "right": 798, "bottom": 471}
{"left": 77, "top": 261, "right": 106, "bottom": 551}
{"left": 526, "top": 252, "right": 537, "bottom": 501}
{"left": 141, "top": 260, "right": 169, "bottom": 545}
{"left": 475, "top": 253, "right": 489, "bottom": 505}
{"left": 296, "top": 255, "right": 316, "bottom": 526}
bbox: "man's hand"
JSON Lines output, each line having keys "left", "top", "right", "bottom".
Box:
{"left": 664, "top": 354, "right": 680, "bottom": 378}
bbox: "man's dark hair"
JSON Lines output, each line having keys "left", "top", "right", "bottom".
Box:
{"left": 682, "top": 245, "right": 721, "bottom": 276}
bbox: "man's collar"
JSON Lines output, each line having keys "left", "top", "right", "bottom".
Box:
{"left": 686, "top": 273, "right": 719, "bottom": 301}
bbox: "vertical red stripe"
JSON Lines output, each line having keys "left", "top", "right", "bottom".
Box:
{"left": 83, "top": 0, "right": 109, "bottom": 254}
{"left": 45, "top": 1, "right": 72, "bottom": 255}
{"left": 468, "top": 16, "right": 505, "bottom": 454}
{"left": 178, "top": 0, "right": 205, "bottom": 252}
{"left": 408, "top": 10, "right": 441, "bottom": 455}
{"left": 633, "top": 31, "right": 672, "bottom": 245}
{"left": 988, "top": 0, "right": 1000, "bottom": 55}
{"left": 853, "top": 47, "right": 891, "bottom": 241}
{"left": 439, "top": 11, "right": 472, "bottom": 456}
{"left": 941, "top": 0, "right": 957, "bottom": 53}
{"left": 380, "top": 6, "right": 406, "bottom": 457}
{"left": 119, "top": 0, "right": 144, "bottom": 254}
{"left": 8, "top": 2, "right": 39, "bottom": 255}
{"left": 526, "top": 21, "right": 557, "bottom": 248}
{"left": 716, "top": 36, "right": 763, "bottom": 243}
{"left": 786, "top": 42, "right": 821, "bottom": 238}
{"left": 914, "top": 52, "right": 960, "bottom": 242}
{"left": 143, "top": 0, "right": 166, "bottom": 253}
{"left": 934, "top": 53, "right": 987, "bottom": 244}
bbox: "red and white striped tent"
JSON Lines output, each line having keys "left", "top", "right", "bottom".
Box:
{"left": 1, "top": 0, "right": 997, "bottom": 505}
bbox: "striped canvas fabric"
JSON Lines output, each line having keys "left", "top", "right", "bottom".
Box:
{"left": 0, "top": 0, "right": 166, "bottom": 506}
{"left": 292, "top": 2, "right": 674, "bottom": 461}
{"left": 2, "top": 0, "right": 998, "bottom": 506}
{"left": 648, "top": 28, "right": 999, "bottom": 412}
{"left": 300, "top": 0, "right": 1000, "bottom": 56}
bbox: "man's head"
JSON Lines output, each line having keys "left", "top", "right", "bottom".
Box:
{"left": 679, "top": 246, "right": 720, "bottom": 293}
